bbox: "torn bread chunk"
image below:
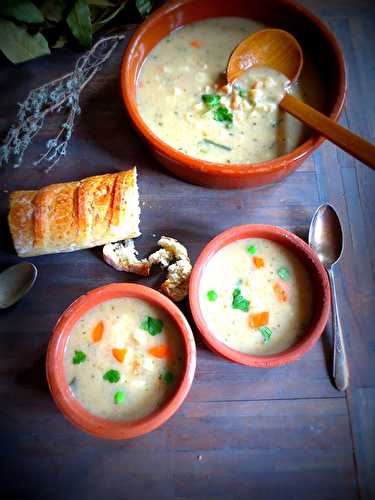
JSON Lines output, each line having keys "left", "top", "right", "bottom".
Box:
{"left": 160, "top": 257, "right": 192, "bottom": 302}
{"left": 103, "top": 239, "right": 150, "bottom": 276}
{"left": 158, "top": 236, "right": 189, "bottom": 261}
{"left": 148, "top": 248, "right": 174, "bottom": 268}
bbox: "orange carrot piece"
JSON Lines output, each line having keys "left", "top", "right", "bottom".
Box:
{"left": 273, "top": 282, "right": 288, "bottom": 302}
{"left": 148, "top": 344, "right": 170, "bottom": 359}
{"left": 250, "top": 311, "right": 269, "bottom": 328}
{"left": 112, "top": 348, "right": 127, "bottom": 363}
{"left": 190, "top": 39, "right": 204, "bottom": 48}
{"left": 253, "top": 256, "right": 265, "bottom": 268}
{"left": 92, "top": 321, "right": 104, "bottom": 343}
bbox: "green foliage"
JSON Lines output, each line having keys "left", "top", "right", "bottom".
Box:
{"left": 72, "top": 350, "right": 87, "bottom": 364}
{"left": 0, "top": 0, "right": 157, "bottom": 64}
{"left": 141, "top": 316, "right": 164, "bottom": 336}
{"left": 0, "top": 19, "right": 50, "bottom": 64}
{"left": 232, "top": 288, "right": 250, "bottom": 312}
{"left": 67, "top": 0, "right": 93, "bottom": 48}
{"left": 103, "top": 369, "right": 121, "bottom": 383}
{"left": 259, "top": 326, "right": 272, "bottom": 344}
{"left": 1, "top": 0, "right": 44, "bottom": 24}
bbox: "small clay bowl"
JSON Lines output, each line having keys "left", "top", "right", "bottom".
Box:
{"left": 189, "top": 225, "right": 330, "bottom": 367}
{"left": 120, "top": 0, "right": 346, "bottom": 188}
{"left": 46, "top": 283, "right": 196, "bottom": 439}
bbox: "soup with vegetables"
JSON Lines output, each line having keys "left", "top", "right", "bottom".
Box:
{"left": 137, "top": 17, "right": 325, "bottom": 164}
{"left": 65, "top": 297, "right": 184, "bottom": 420}
{"left": 199, "top": 238, "right": 313, "bottom": 355}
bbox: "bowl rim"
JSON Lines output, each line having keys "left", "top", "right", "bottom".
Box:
{"left": 120, "top": 0, "right": 347, "bottom": 178}
{"left": 189, "top": 224, "right": 331, "bottom": 367}
{"left": 46, "top": 283, "right": 196, "bottom": 439}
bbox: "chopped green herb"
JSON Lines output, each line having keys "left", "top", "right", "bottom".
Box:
{"left": 163, "top": 371, "right": 174, "bottom": 384}
{"left": 259, "top": 326, "right": 272, "bottom": 344}
{"left": 247, "top": 245, "right": 256, "bottom": 255}
{"left": 232, "top": 288, "right": 250, "bottom": 312}
{"left": 72, "top": 350, "right": 86, "bottom": 364}
{"left": 201, "top": 94, "right": 221, "bottom": 108}
{"left": 214, "top": 106, "right": 233, "bottom": 124}
{"left": 141, "top": 316, "right": 163, "bottom": 336}
{"left": 201, "top": 138, "right": 232, "bottom": 151}
{"left": 114, "top": 390, "right": 125, "bottom": 405}
{"left": 207, "top": 290, "right": 218, "bottom": 301}
{"left": 239, "top": 88, "right": 247, "bottom": 98}
{"left": 277, "top": 267, "right": 290, "bottom": 281}
{"left": 103, "top": 369, "right": 120, "bottom": 383}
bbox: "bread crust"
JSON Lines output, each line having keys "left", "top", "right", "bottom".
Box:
{"left": 8, "top": 168, "right": 140, "bottom": 257}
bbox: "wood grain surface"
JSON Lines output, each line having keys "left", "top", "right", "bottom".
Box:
{"left": 0, "top": 1, "right": 374, "bottom": 499}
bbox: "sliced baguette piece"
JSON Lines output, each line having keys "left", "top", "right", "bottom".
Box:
{"left": 8, "top": 167, "right": 140, "bottom": 257}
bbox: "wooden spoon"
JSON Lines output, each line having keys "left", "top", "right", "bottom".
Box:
{"left": 227, "top": 29, "right": 375, "bottom": 170}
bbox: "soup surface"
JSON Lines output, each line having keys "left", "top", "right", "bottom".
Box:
{"left": 65, "top": 297, "right": 184, "bottom": 420}
{"left": 137, "top": 17, "right": 325, "bottom": 164}
{"left": 199, "top": 238, "right": 313, "bottom": 354}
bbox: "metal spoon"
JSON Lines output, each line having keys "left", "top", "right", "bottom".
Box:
{"left": 0, "top": 262, "right": 37, "bottom": 309}
{"left": 308, "top": 204, "right": 349, "bottom": 391}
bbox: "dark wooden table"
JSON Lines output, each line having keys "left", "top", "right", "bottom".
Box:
{"left": 1, "top": 1, "right": 374, "bottom": 499}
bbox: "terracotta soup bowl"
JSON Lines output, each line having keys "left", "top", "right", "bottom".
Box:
{"left": 189, "top": 225, "right": 330, "bottom": 367}
{"left": 121, "top": 0, "right": 346, "bottom": 188}
{"left": 46, "top": 283, "right": 196, "bottom": 439}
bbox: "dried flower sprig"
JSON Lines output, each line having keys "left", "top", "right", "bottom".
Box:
{"left": 0, "top": 33, "right": 125, "bottom": 172}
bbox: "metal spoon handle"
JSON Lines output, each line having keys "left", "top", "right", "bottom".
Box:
{"left": 327, "top": 267, "right": 349, "bottom": 391}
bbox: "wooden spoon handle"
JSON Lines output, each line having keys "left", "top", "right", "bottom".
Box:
{"left": 280, "top": 94, "right": 375, "bottom": 170}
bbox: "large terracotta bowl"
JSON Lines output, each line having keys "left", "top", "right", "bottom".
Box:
{"left": 46, "top": 283, "right": 196, "bottom": 439}
{"left": 189, "top": 225, "right": 330, "bottom": 367}
{"left": 120, "top": 0, "right": 346, "bottom": 188}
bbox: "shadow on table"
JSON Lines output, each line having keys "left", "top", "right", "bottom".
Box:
{"left": 16, "top": 348, "right": 49, "bottom": 394}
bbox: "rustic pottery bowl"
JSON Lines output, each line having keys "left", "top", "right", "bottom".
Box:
{"left": 120, "top": 0, "right": 346, "bottom": 188}
{"left": 189, "top": 225, "right": 330, "bottom": 367}
{"left": 46, "top": 283, "right": 196, "bottom": 439}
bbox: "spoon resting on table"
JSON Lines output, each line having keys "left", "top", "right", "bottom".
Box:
{"left": 0, "top": 262, "right": 37, "bottom": 309}
{"left": 227, "top": 29, "right": 375, "bottom": 170}
{"left": 308, "top": 204, "right": 349, "bottom": 391}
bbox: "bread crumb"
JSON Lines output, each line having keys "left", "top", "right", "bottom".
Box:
{"left": 103, "top": 240, "right": 150, "bottom": 276}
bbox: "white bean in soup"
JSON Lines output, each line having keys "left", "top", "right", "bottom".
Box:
{"left": 199, "top": 238, "right": 313, "bottom": 355}
{"left": 136, "top": 17, "right": 325, "bottom": 164}
{"left": 64, "top": 297, "right": 184, "bottom": 420}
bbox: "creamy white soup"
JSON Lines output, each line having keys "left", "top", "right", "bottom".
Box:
{"left": 199, "top": 238, "right": 313, "bottom": 355}
{"left": 65, "top": 297, "right": 184, "bottom": 420}
{"left": 137, "top": 17, "right": 325, "bottom": 164}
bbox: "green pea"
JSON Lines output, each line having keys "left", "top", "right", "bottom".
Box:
{"left": 207, "top": 290, "right": 218, "bottom": 301}
{"left": 277, "top": 267, "right": 290, "bottom": 281}
{"left": 247, "top": 245, "right": 256, "bottom": 255}
{"left": 114, "top": 390, "right": 125, "bottom": 405}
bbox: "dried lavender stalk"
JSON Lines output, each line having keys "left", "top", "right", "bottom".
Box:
{"left": 0, "top": 33, "right": 125, "bottom": 172}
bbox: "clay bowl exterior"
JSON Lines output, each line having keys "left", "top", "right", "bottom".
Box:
{"left": 46, "top": 283, "right": 196, "bottom": 439}
{"left": 120, "top": 0, "right": 346, "bottom": 188}
{"left": 189, "top": 225, "right": 330, "bottom": 367}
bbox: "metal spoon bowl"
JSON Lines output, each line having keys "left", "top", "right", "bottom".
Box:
{"left": 0, "top": 262, "right": 37, "bottom": 309}
{"left": 308, "top": 204, "right": 349, "bottom": 391}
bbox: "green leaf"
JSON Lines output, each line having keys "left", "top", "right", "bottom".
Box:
{"left": 136, "top": 0, "right": 152, "bottom": 17}
{"left": 232, "top": 288, "right": 250, "bottom": 312}
{"left": 201, "top": 94, "right": 221, "bottom": 109}
{"left": 163, "top": 371, "right": 174, "bottom": 384}
{"left": 214, "top": 106, "right": 233, "bottom": 124}
{"left": 94, "top": 1, "right": 127, "bottom": 25}
{"left": 103, "top": 369, "right": 120, "bottom": 383}
{"left": 259, "top": 326, "right": 272, "bottom": 344}
{"left": 52, "top": 35, "right": 68, "bottom": 48}
{"left": 67, "top": 0, "right": 92, "bottom": 48}
{"left": 72, "top": 350, "right": 86, "bottom": 364}
{"left": 88, "top": 0, "right": 115, "bottom": 5}
{"left": 1, "top": 0, "right": 44, "bottom": 24}
{"left": 0, "top": 19, "right": 50, "bottom": 64}
{"left": 277, "top": 267, "right": 290, "bottom": 281}
{"left": 41, "top": 0, "right": 65, "bottom": 23}
{"left": 140, "top": 316, "right": 163, "bottom": 336}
